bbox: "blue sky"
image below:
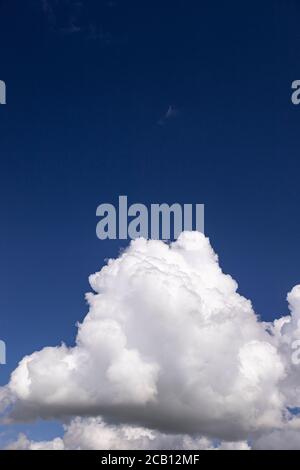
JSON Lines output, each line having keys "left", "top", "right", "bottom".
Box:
{"left": 1, "top": 0, "right": 300, "bottom": 445}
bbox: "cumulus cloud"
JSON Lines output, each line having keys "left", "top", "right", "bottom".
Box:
{"left": 252, "top": 424, "right": 300, "bottom": 450}
{"left": 6, "top": 417, "right": 250, "bottom": 450}
{"left": 1, "top": 232, "right": 300, "bottom": 449}
{"left": 6, "top": 434, "right": 64, "bottom": 451}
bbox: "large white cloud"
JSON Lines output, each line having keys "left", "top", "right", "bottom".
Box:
{"left": 1, "top": 232, "right": 300, "bottom": 449}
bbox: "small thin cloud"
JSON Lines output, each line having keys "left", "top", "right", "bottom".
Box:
{"left": 40, "top": 0, "right": 113, "bottom": 41}
{"left": 41, "top": 0, "right": 82, "bottom": 35}
{"left": 158, "top": 105, "right": 180, "bottom": 126}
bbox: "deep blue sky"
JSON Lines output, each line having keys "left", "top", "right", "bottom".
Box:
{"left": 0, "top": 1, "right": 300, "bottom": 439}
